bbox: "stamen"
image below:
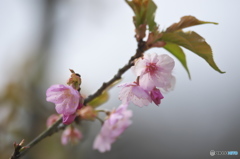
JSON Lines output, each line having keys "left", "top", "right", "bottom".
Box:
{"left": 146, "top": 63, "right": 157, "bottom": 73}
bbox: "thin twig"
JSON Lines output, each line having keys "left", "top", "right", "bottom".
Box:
{"left": 95, "top": 116, "right": 104, "bottom": 125}
{"left": 17, "top": 117, "right": 63, "bottom": 158}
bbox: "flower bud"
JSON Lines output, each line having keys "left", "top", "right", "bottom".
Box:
{"left": 150, "top": 87, "right": 164, "bottom": 106}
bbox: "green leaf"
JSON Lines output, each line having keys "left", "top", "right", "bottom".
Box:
{"left": 87, "top": 79, "right": 122, "bottom": 107}
{"left": 146, "top": 0, "right": 157, "bottom": 31}
{"left": 88, "top": 91, "right": 109, "bottom": 108}
{"left": 164, "top": 42, "right": 191, "bottom": 79}
{"left": 161, "top": 31, "right": 225, "bottom": 73}
{"left": 166, "top": 16, "right": 218, "bottom": 32}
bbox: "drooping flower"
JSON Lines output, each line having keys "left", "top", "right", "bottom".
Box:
{"left": 61, "top": 127, "right": 83, "bottom": 145}
{"left": 46, "top": 84, "right": 80, "bottom": 115}
{"left": 46, "top": 114, "right": 60, "bottom": 127}
{"left": 150, "top": 87, "right": 164, "bottom": 106}
{"left": 132, "top": 53, "right": 175, "bottom": 91}
{"left": 118, "top": 82, "right": 151, "bottom": 107}
{"left": 92, "top": 132, "right": 114, "bottom": 153}
{"left": 93, "top": 104, "right": 132, "bottom": 153}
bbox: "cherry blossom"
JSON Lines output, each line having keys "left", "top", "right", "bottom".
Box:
{"left": 132, "top": 53, "right": 175, "bottom": 91}
{"left": 46, "top": 84, "right": 80, "bottom": 115}
{"left": 93, "top": 104, "right": 132, "bottom": 153}
{"left": 118, "top": 82, "right": 151, "bottom": 107}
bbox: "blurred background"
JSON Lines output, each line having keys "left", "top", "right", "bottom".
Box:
{"left": 0, "top": 0, "right": 239, "bottom": 159}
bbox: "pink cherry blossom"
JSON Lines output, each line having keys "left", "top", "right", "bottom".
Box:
{"left": 46, "top": 84, "right": 80, "bottom": 115}
{"left": 150, "top": 88, "right": 164, "bottom": 106}
{"left": 61, "top": 127, "right": 83, "bottom": 145}
{"left": 92, "top": 132, "right": 114, "bottom": 153}
{"left": 132, "top": 53, "right": 175, "bottom": 91}
{"left": 93, "top": 104, "right": 132, "bottom": 153}
{"left": 118, "top": 82, "right": 151, "bottom": 107}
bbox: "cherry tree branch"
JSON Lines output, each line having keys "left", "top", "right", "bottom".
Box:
{"left": 10, "top": 39, "right": 147, "bottom": 159}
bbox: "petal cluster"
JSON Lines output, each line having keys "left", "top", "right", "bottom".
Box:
{"left": 46, "top": 84, "right": 81, "bottom": 124}
{"left": 119, "top": 53, "right": 175, "bottom": 107}
{"left": 133, "top": 53, "right": 175, "bottom": 91}
{"left": 93, "top": 104, "right": 132, "bottom": 153}
{"left": 118, "top": 83, "right": 151, "bottom": 107}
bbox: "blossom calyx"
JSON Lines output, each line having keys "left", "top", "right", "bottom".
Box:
{"left": 67, "top": 69, "right": 81, "bottom": 90}
{"left": 77, "top": 106, "right": 98, "bottom": 121}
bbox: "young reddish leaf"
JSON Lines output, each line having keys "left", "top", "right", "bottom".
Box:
{"left": 166, "top": 16, "right": 218, "bottom": 32}
{"left": 164, "top": 42, "right": 191, "bottom": 79}
{"left": 161, "top": 31, "right": 225, "bottom": 73}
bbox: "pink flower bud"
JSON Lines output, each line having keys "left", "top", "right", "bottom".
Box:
{"left": 150, "top": 88, "right": 164, "bottom": 106}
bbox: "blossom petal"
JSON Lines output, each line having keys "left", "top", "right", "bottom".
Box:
{"left": 46, "top": 84, "right": 81, "bottom": 116}
{"left": 93, "top": 104, "right": 132, "bottom": 153}
{"left": 62, "top": 113, "right": 76, "bottom": 125}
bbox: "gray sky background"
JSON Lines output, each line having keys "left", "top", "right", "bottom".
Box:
{"left": 0, "top": 0, "right": 239, "bottom": 159}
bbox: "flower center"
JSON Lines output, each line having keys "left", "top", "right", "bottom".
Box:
{"left": 146, "top": 63, "right": 158, "bottom": 74}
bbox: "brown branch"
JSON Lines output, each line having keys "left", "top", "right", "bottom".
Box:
{"left": 10, "top": 117, "right": 65, "bottom": 159}
{"left": 11, "top": 39, "right": 147, "bottom": 159}
{"left": 84, "top": 39, "right": 147, "bottom": 105}
{"left": 10, "top": 140, "right": 25, "bottom": 159}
